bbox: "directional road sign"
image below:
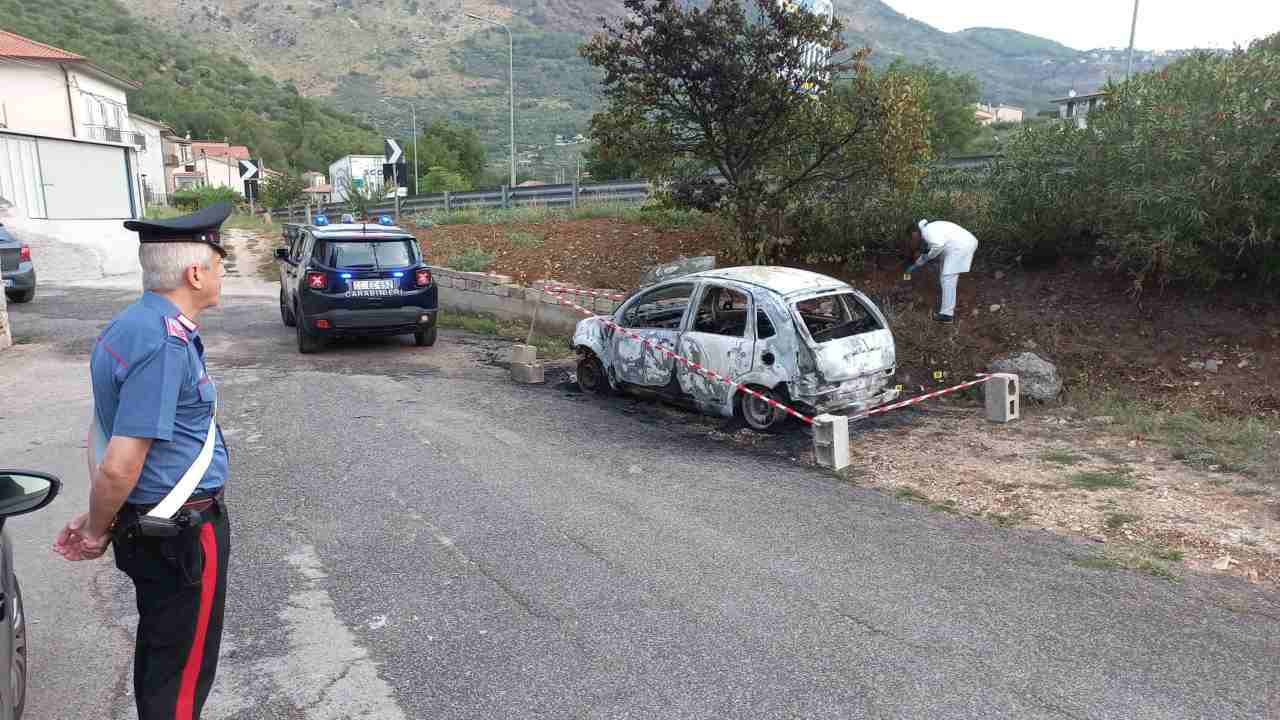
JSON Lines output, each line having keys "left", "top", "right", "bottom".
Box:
{"left": 384, "top": 138, "right": 403, "bottom": 165}
{"left": 239, "top": 159, "right": 259, "bottom": 182}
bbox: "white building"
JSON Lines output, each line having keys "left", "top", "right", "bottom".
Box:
{"left": 1051, "top": 90, "right": 1108, "bottom": 129}
{"left": 130, "top": 114, "right": 171, "bottom": 206}
{"left": 0, "top": 29, "right": 150, "bottom": 276}
{"left": 329, "top": 155, "right": 386, "bottom": 203}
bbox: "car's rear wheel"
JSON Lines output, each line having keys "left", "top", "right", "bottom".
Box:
{"left": 12, "top": 576, "right": 27, "bottom": 719}
{"left": 414, "top": 326, "right": 437, "bottom": 347}
{"left": 279, "top": 290, "right": 296, "bottom": 327}
{"left": 576, "top": 352, "right": 611, "bottom": 394}
{"left": 296, "top": 310, "right": 322, "bottom": 354}
{"left": 736, "top": 385, "right": 794, "bottom": 433}
{"left": 6, "top": 288, "right": 34, "bottom": 304}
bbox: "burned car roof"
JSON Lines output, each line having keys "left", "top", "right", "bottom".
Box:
{"left": 680, "top": 266, "right": 850, "bottom": 299}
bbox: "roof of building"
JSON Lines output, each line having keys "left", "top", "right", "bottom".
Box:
{"left": 191, "top": 142, "right": 251, "bottom": 160}
{"left": 303, "top": 184, "right": 333, "bottom": 193}
{"left": 0, "top": 29, "right": 141, "bottom": 89}
{"left": 0, "top": 29, "right": 84, "bottom": 60}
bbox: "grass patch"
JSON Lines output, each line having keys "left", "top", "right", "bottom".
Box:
{"left": 1233, "top": 487, "right": 1266, "bottom": 498}
{"left": 1070, "top": 467, "right": 1136, "bottom": 491}
{"left": 144, "top": 208, "right": 272, "bottom": 232}
{"left": 446, "top": 247, "right": 496, "bottom": 273}
{"left": 1040, "top": 449, "right": 1087, "bottom": 466}
{"left": 1072, "top": 556, "right": 1123, "bottom": 571}
{"left": 412, "top": 202, "right": 719, "bottom": 231}
{"left": 928, "top": 499, "right": 960, "bottom": 514}
{"left": 435, "top": 311, "right": 572, "bottom": 360}
{"left": 1072, "top": 392, "right": 1278, "bottom": 480}
{"left": 507, "top": 230, "right": 545, "bottom": 248}
{"left": 1151, "top": 547, "right": 1185, "bottom": 562}
{"left": 894, "top": 486, "right": 927, "bottom": 502}
{"left": 1073, "top": 551, "right": 1180, "bottom": 582}
{"left": 1104, "top": 512, "right": 1140, "bottom": 530}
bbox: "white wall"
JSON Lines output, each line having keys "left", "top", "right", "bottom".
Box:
{"left": 329, "top": 156, "right": 385, "bottom": 202}
{"left": 0, "top": 63, "right": 76, "bottom": 137}
{"left": 197, "top": 154, "right": 244, "bottom": 195}
{"left": 67, "top": 69, "right": 130, "bottom": 138}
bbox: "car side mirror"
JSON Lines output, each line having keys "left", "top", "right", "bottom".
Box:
{"left": 0, "top": 470, "right": 60, "bottom": 518}
{"left": 274, "top": 248, "right": 289, "bottom": 260}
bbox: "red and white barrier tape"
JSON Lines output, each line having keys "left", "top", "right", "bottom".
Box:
{"left": 848, "top": 374, "right": 993, "bottom": 422}
{"left": 545, "top": 283, "right": 998, "bottom": 428}
{"left": 543, "top": 284, "right": 629, "bottom": 302}
{"left": 545, "top": 287, "right": 815, "bottom": 425}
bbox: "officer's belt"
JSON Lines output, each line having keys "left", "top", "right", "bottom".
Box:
{"left": 94, "top": 399, "right": 219, "bottom": 521}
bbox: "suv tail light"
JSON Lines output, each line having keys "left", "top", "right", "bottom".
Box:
{"left": 19, "top": 245, "right": 31, "bottom": 262}
{"left": 415, "top": 269, "right": 432, "bottom": 287}
{"left": 306, "top": 271, "right": 327, "bottom": 290}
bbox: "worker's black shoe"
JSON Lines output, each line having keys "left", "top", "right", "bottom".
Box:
{"left": 933, "top": 313, "right": 955, "bottom": 324}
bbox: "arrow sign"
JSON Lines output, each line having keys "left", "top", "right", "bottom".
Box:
{"left": 384, "top": 138, "right": 402, "bottom": 165}
{"left": 239, "top": 159, "right": 259, "bottom": 182}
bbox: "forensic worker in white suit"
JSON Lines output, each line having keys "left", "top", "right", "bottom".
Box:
{"left": 906, "top": 219, "right": 979, "bottom": 323}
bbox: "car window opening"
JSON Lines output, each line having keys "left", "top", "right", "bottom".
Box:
{"left": 693, "top": 286, "right": 750, "bottom": 337}
{"left": 315, "top": 239, "right": 417, "bottom": 270}
{"left": 794, "top": 293, "right": 881, "bottom": 343}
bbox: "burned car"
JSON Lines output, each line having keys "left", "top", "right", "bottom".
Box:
{"left": 572, "top": 267, "right": 900, "bottom": 430}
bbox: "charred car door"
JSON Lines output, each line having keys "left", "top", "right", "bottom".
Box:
{"left": 676, "top": 283, "right": 754, "bottom": 407}
{"left": 609, "top": 283, "right": 696, "bottom": 388}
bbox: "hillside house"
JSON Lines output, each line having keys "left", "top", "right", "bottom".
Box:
{"left": 1052, "top": 90, "right": 1108, "bottom": 129}
{"left": 974, "top": 103, "right": 1025, "bottom": 125}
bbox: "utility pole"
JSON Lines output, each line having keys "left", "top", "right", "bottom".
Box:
{"left": 1126, "top": 0, "right": 1140, "bottom": 81}
{"left": 466, "top": 13, "right": 515, "bottom": 189}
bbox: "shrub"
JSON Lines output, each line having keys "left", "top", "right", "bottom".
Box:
{"left": 446, "top": 247, "right": 496, "bottom": 272}
{"left": 173, "top": 186, "right": 240, "bottom": 211}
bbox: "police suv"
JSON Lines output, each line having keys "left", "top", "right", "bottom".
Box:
{"left": 275, "top": 215, "right": 438, "bottom": 353}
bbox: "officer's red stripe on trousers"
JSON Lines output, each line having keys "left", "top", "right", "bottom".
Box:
{"left": 175, "top": 523, "right": 218, "bottom": 720}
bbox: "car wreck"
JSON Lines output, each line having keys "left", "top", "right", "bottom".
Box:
{"left": 572, "top": 266, "right": 900, "bottom": 430}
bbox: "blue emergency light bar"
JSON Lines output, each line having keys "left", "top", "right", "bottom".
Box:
{"left": 314, "top": 214, "right": 329, "bottom": 225}
{"left": 378, "top": 215, "right": 394, "bottom": 226}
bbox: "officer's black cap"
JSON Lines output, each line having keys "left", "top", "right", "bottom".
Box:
{"left": 124, "top": 202, "right": 232, "bottom": 258}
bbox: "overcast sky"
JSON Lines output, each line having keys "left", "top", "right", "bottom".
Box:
{"left": 882, "top": 1, "right": 1280, "bottom": 52}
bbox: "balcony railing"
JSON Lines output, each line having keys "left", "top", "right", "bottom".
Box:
{"left": 84, "top": 125, "right": 147, "bottom": 150}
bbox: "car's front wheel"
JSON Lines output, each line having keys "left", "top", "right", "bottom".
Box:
{"left": 6, "top": 288, "right": 34, "bottom": 304}
{"left": 12, "top": 576, "right": 26, "bottom": 719}
{"left": 576, "top": 351, "right": 612, "bottom": 395}
{"left": 279, "top": 290, "right": 296, "bottom": 327}
{"left": 414, "top": 326, "right": 437, "bottom": 347}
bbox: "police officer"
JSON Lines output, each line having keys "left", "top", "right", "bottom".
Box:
{"left": 906, "top": 218, "right": 980, "bottom": 323}
{"left": 54, "top": 202, "right": 233, "bottom": 720}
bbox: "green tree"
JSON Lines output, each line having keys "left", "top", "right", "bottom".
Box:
{"left": 420, "top": 166, "right": 472, "bottom": 193}
{"left": 581, "top": 142, "right": 642, "bottom": 180}
{"left": 412, "top": 119, "right": 487, "bottom": 187}
{"left": 260, "top": 171, "right": 308, "bottom": 211}
{"left": 582, "top": 0, "right": 895, "bottom": 261}
{"left": 884, "top": 61, "right": 982, "bottom": 156}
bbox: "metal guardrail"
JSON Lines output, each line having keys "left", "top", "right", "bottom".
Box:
{"left": 267, "top": 156, "right": 1001, "bottom": 221}
{"left": 270, "top": 180, "right": 652, "bottom": 221}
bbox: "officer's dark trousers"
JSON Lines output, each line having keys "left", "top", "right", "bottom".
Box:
{"left": 112, "top": 502, "right": 230, "bottom": 720}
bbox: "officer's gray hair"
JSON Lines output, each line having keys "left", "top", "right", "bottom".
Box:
{"left": 139, "top": 243, "right": 217, "bottom": 292}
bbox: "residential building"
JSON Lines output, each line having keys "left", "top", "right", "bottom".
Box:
{"left": 130, "top": 114, "right": 170, "bottom": 207}
{"left": 300, "top": 172, "right": 332, "bottom": 205}
{"left": 162, "top": 131, "right": 198, "bottom": 193}
{"left": 974, "top": 103, "right": 1025, "bottom": 126}
{"left": 1051, "top": 90, "right": 1108, "bottom": 129}
{"left": 190, "top": 141, "right": 253, "bottom": 195}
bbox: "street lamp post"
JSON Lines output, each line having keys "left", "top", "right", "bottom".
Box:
{"left": 1125, "top": 0, "right": 1141, "bottom": 81}
{"left": 466, "top": 12, "right": 516, "bottom": 189}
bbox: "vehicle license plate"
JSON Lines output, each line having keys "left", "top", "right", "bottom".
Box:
{"left": 2, "top": 279, "right": 12, "bottom": 288}
{"left": 348, "top": 279, "right": 398, "bottom": 297}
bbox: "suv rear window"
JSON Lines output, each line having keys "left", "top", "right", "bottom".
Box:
{"left": 794, "top": 293, "right": 881, "bottom": 343}
{"left": 313, "top": 239, "right": 418, "bottom": 269}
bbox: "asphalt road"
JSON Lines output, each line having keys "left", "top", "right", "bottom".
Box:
{"left": 2, "top": 282, "right": 1278, "bottom": 720}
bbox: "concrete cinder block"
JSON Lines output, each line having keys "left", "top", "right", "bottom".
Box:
{"left": 984, "top": 373, "right": 1020, "bottom": 423}
{"left": 510, "top": 344, "right": 538, "bottom": 365}
{"left": 510, "top": 362, "right": 545, "bottom": 384}
{"left": 812, "top": 414, "right": 850, "bottom": 470}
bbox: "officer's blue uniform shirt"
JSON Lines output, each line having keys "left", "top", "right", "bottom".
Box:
{"left": 90, "top": 291, "right": 228, "bottom": 504}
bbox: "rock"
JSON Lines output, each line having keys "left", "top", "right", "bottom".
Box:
{"left": 1023, "top": 339, "right": 1039, "bottom": 350}
{"left": 1212, "top": 555, "right": 1236, "bottom": 571}
{"left": 972, "top": 308, "right": 980, "bottom": 317}
{"left": 1088, "top": 416, "right": 1116, "bottom": 425}
{"left": 989, "top": 352, "right": 1062, "bottom": 401}
{"left": 989, "top": 304, "right": 1002, "bottom": 312}
{"left": 1188, "top": 361, "right": 1206, "bottom": 370}
{"left": 1238, "top": 359, "right": 1250, "bottom": 369}
{"left": 994, "top": 271, "right": 1006, "bottom": 280}
{"left": 1205, "top": 359, "right": 1220, "bottom": 372}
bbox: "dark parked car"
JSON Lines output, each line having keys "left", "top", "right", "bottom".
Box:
{"left": 0, "top": 226, "right": 35, "bottom": 304}
{"left": 0, "top": 470, "right": 61, "bottom": 719}
{"left": 275, "top": 218, "right": 438, "bottom": 353}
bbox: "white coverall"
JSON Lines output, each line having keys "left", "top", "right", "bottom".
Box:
{"left": 917, "top": 220, "right": 979, "bottom": 317}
